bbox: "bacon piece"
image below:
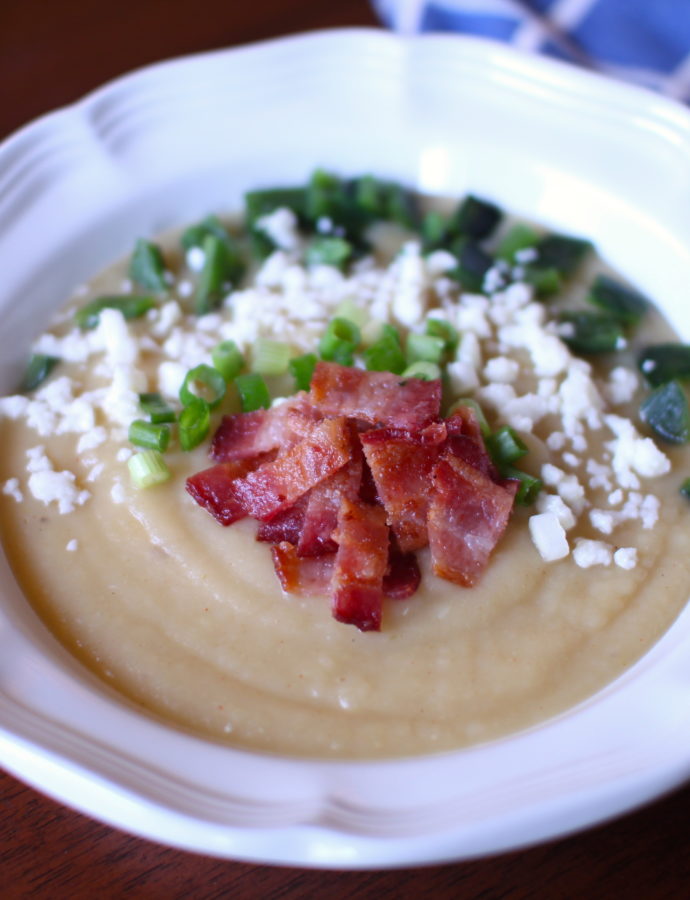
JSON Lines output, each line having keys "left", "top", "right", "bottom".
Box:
{"left": 444, "top": 408, "right": 498, "bottom": 479}
{"left": 297, "top": 450, "right": 363, "bottom": 557}
{"left": 233, "top": 417, "right": 353, "bottom": 522}
{"left": 428, "top": 452, "right": 515, "bottom": 587}
{"left": 210, "top": 393, "right": 320, "bottom": 462}
{"left": 331, "top": 498, "right": 389, "bottom": 632}
{"left": 310, "top": 361, "right": 441, "bottom": 430}
{"left": 185, "top": 459, "right": 258, "bottom": 526}
{"left": 383, "top": 543, "right": 422, "bottom": 600}
{"left": 271, "top": 542, "right": 334, "bottom": 597}
{"left": 256, "top": 497, "right": 306, "bottom": 544}
{"left": 360, "top": 427, "right": 443, "bottom": 551}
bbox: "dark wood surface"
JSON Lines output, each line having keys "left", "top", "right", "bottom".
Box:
{"left": 2, "top": 2, "right": 690, "bottom": 896}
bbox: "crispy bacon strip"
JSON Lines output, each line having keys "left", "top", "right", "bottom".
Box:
{"left": 331, "top": 498, "right": 389, "bottom": 632}
{"left": 210, "top": 393, "right": 320, "bottom": 462}
{"left": 360, "top": 427, "right": 444, "bottom": 551}
{"left": 185, "top": 459, "right": 259, "bottom": 526}
{"left": 310, "top": 361, "right": 441, "bottom": 430}
{"left": 256, "top": 497, "right": 307, "bottom": 544}
{"left": 232, "top": 417, "right": 353, "bottom": 522}
{"left": 445, "top": 408, "right": 498, "bottom": 479}
{"left": 297, "top": 449, "right": 363, "bottom": 557}
{"left": 271, "top": 542, "right": 335, "bottom": 597}
{"left": 428, "top": 452, "right": 514, "bottom": 587}
{"left": 383, "top": 543, "right": 422, "bottom": 600}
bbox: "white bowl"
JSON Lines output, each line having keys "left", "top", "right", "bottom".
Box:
{"left": 2, "top": 28, "right": 690, "bottom": 868}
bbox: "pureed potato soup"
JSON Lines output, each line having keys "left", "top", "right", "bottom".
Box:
{"left": 2, "top": 172, "right": 690, "bottom": 758}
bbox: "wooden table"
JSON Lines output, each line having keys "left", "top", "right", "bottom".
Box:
{"left": 2, "top": 2, "right": 690, "bottom": 896}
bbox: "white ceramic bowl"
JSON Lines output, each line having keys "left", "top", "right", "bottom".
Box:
{"left": 2, "top": 29, "right": 690, "bottom": 868}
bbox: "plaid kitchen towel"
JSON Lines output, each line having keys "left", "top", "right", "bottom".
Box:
{"left": 372, "top": 0, "right": 690, "bottom": 102}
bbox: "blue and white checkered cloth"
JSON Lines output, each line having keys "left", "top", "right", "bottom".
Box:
{"left": 372, "top": 0, "right": 690, "bottom": 103}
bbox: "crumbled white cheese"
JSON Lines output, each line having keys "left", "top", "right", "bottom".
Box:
{"left": 535, "top": 492, "right": 576, "bottom": 531}
{"left": 603, "top": 366, "right": 638, "bottom": 406}
{"left": 256, "top": 207, "right": 302, "bottom": 252}
{"left": 614, "top": 547, "right": 637, "bottom": 570}
{"left": 77, "top": 427, "right": 107, "bottom": 454}
{"left": 2, "top": 478, "right": 23, "bottom": 503}
{"left": 186, "top": 246, "right": 205, "bottom": 271}
{"left": 66, "top": 539, "right": 78, "bottom": 552}
{"left": 572, "top": 539, "right": 613, "bottom": 568}
{"left": 110, "top": 481, "right": 126, "bottom": 504}
{"left": 529, "top": 512, "right": 570, "bottom": 561}
{"left": 604, "top": 414, "right": 670, "bottom": 488}
{"left": 483, "top": 356, "right": 519, "bottom": 384}
{"left": 26, "top": 449, "right": 89, "bottom": 514}
{"left": 425, "top": 250, "right": 457, "bottom": 277}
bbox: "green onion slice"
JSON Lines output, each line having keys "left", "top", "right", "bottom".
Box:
{"left": 128, "top": 419, "right": 171, "bottom": 452}
{"left": 425, "top": 318, "right": 459, "bottom": 354}
{"left": 401, "top": 361, "right": 442, "bottom": 381}
{"left": 235, "top": 373, "right": 271, "bottom": 412}
{"left": 640, "top": 380, "right": 690, "bottom": 444}
{"left": 486, "top": 426, "right": 528, "bottom": 467}
{"left": 138, "top": 392, "right": 175, "bottom": 424}
{"left": 178, "top": 397, "right": 211, "bottom": 451}
{"left": 319, "top": 317, "right": 361, "bottom": 366}
{"left": 194, "top": 234, "right": 244, "bottom": 316}
{"left": 638, "top": 343, "right": 690, "bottom": 388}
{"left": 21, "top": 354, "right": 59, "bottom": 392}
{"left": 501, "top": 466, "right": 542, "bottom": 505}
{"left": 179, "top": 364, "right": 226, "bottom": 409}
{"left": 212, "top": 340, "right": 244, "bottom": 382}
{"left": 129, "top": 239, "right": 168, "bottom": 293}
{"left": 535, "top": 233, "right": 592, "bottom": 277}
{"left": 558, "top": 311, "right": 624, "bottom": 355}
{"left": 587, "top": 274, "right": 648, "bottom": 325}
{"left": 74, "top": 295, "right": 156, "bottom": 330}
{"left": 454, "top": 195, "right": 502, "bottom": 240}
{"left": 495, "top": 223, "right": 539, "bottom": 261}
{"left": 289, "top": 353, "right": 318, "bottom": 392}
{"left": 182, "top": 214, "right": 231, "bottom": 251}
{"left": 128, "top": 449, "right": 171, "bottom": 488}
{"left": 363, "top": 331, "right": 406, "bottom": 374}
{"left": 405, "top": 333, "right": 445, "bottom": 365}
{"left": 251, "top": 339, "right": 292, "bottom": 376}
{"left": 680, "top": 477, "right": 690, "bottom": 500}
{"left": 305, "top": 236, "right": 353, "bottom": 269}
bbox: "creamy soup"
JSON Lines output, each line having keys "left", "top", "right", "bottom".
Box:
{"left": 1, "top": 180, "right": 689, "bottom": 758}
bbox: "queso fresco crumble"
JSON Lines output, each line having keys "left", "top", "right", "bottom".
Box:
{"left": 1, "top": 171, "right": 688, "bottom": 609}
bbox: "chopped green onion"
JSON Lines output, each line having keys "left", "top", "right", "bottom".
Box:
{"left": 235, "top": 373, "right": 271, "bottom": 412}
{"left": 194, "top": 233, "right": 244, "bottom": 315}
{"left": 535, "top": 233, "right": 592, "bottom": 277}
{"left": 486, "top": 426, "right": 528, "bottom": 467}
{"left": 360, "top": 318, "right": 397, "bottom": 348}
{"left": 495, "top": 223, "right": 539, "bottom": 261}
{"left": 129, "top": 239, "right": 168, "bottom": 293}
{"left": 244, "top": 187, "right": 307, "bottom": 226}
{"left": 421, "top": 210, "right": 449, "bottom": 251}
{"left": 138, "top": 392, "right": 175, "bottom": 424}
{"left": 181, "top": 214, "right": 231, "bottom": 251}
{"left": 21, "top": 354, "right": 59, "bottom": 392}
{"left": 305, "top": 169, "right": 347, "bottom": 223}
{"left": 587, "top": 274, "right": 648, "bottom": 325}
{"left": 128, "top": 449, "right": 171, "bottom": 488}
{"left": 680, "top": 477, "right": 690, "bottom": 499}
{"left": 251, "top": 339, "right": 292, "bottom": 376}
{"left": 74, "top": 295, "right": 156, "bottom": 330}
{"left": 558, "top": 311, "right": 624, "bottom": 354}
{"left": 178, "top": 397, "right": 211, "bottom": 451}
{"left": 289, "top": 353, "right": 318, "bottom": 391}
{"left": 334, "top": 299, "right": 369, "bottom": 329}
{"left": 305, "top": 236, "right": 353, "bottom": 269}
{"left": 454, "top": 195, "right": 502, "bottom": 240}
{"left": 405, "top": 333, "right": 445, "bottom": 365}
{"left": 212, "top": 340, "right": 244, "bottom": 382}
{"left": 128, "top": 419, "right": 171, "bottom": 452}
{"left": 401, "top": 361, "right": 441, "bottom": 381}
{"left": 179, "top": 364, "right": 226, "bottom": 409}
{"left": 522, "top": 265, "right": 562, "bottom": 298}
{"left": 363, "top": 331, "right": 406, "bottom": 374}
{"left": 319, "top": 317, "right": 361, "bottom": 366}
{"left": 448, "top": 239, "right": 494, "bottom": 293}
{"left": 425, "top": 318, "right": 459, "bottom": 354}
{"left": 500, "top": 466, "right": 542, "bottom": 505}
{"left": 640, "top": 380, "right": 690, "bottom": 444}
{"left": 447, "top": 398, "right": 491, "bottom": 437}
{"left": 351, "top": 175, "right": 418, "bottom": 228}
{"left": 638, "top": 343, "right": 690, "bottom": 387}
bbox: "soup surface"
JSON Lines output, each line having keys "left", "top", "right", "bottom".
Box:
{"left": 1, "top": 179, "right": 689, "bottom": 757}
